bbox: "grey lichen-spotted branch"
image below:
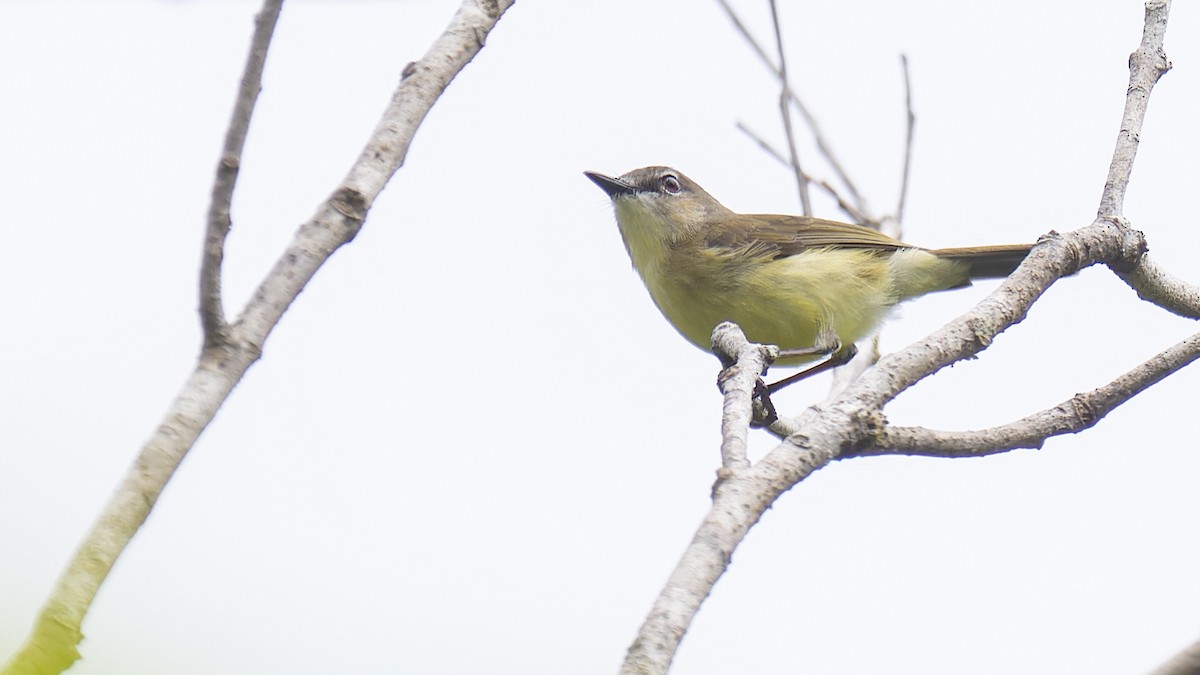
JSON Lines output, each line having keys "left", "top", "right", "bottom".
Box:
{"left": 0, "top": 1, "right": 514, "bottom": 674}
{"left": 1120, "top": 255, "right": 1200, "bottom": 319}
{"left": 621, "top": 2, "right": 1182, "bottom": 673}
{"left": 858, "top": 330, "right": 1200, "bottom": 458}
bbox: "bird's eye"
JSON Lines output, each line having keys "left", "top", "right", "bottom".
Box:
{"left": 660, "top": 175, "right": 682, "bottom": 194}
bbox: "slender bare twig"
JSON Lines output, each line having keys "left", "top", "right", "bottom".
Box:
{"left": 201, "top": 1, "right": 281, "bottom": 345}
{"left": 735, "top": 121, "right": 872, "bottom": 225}
{"left": 896, "top": 53, "right": 916, "bottom": 226}
{"left": 735, "top": 120, "right": 787, "bottom": 164}
{"left": 714, "top": 0, "right": 866, "bottom": 212}
{"left": 767, "top": 0, "right": 811, "bottom": 215}
{"left": 854, "top": 331, "right": 1200, "bottom": 457}
{"left": 0, "top": 3, "right": 514, "bottom": 674}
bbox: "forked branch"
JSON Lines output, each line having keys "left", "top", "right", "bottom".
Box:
{"left": 1, "top": 2, "right": 514, "bottom": 674}
{"left": 856, "top": 330, "right": 1200, "bottom": 458}
{"left": 200, "top": 0, "right": 282, "bottom": 345}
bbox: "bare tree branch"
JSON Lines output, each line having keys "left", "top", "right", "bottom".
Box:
{"left": 622, "top": 425, "right": 825, "bottom": 674}
{"left": 1110, "top": 5, "right": 1196, "bottom": 325}
{"left": 1149, "top": 636, "right": 1200, "bottom": 675}
{"left": 1098, "top": 0, "right": 1172, "bottom": 221}
{"left": 1121, "top": 254, "right": 1200, "bottom": 319}
{"left": 0, "top": 2, "right": 514, "bottom": 673}
{"left": 853, "top": 331, "right": 1200, "bottom": 458}
{"left": 200, "top": 1, "right": 282, "bottom": 346}
{"left": 712, "top": 323, "right": 778, "bottom": 472}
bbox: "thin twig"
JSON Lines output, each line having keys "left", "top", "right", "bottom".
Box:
{"left": 896, "top": 53, "right": 916, "bottom": 226}
{"left": 735, "top": 121, "right": 872, "bottom": 225}
{"left": 715, "top": 0, "right": 866, "bottom": 213}
{"left": 768, "top": 0, "right": 812, "bottom": 215}
{"left": 735, "top": 120, "right": 786, "bottom": 165}
{"left": 200, "top": 0, "right": 282, "bottom": 345}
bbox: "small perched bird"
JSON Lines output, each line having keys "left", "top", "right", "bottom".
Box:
{"left": 586, "top": 166, "right": 1031, "bottom": 384}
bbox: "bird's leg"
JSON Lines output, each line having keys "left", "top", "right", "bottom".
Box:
{"left": 721, "top": 330, "right": 856, "bottom": 427}
{"left": 765, "top": 344, "right": 858, "bottom": 393}
{"left": 744, "top": 333, "right": 856, "bottom": 427}
{"left": 765, "top": 332, "right": 858, "bottom": 394}
{"left": 765, "top": 346, "right": 857, "bottom": 393}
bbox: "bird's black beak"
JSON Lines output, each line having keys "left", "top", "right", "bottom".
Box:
{"left": 584, "top": 171, "right": 639, "bottom": 198}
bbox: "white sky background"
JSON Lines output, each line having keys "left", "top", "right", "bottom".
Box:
{"left": 2, "top": 1, "right": 1199, "bottom": 673}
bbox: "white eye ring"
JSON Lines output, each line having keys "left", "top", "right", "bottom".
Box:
{"left": 661, "top": 175, "right": 681, "bottom": 194}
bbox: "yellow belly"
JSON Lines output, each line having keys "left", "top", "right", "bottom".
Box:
{"left": 642, "top": 248, "right": 899, "bottom": 365}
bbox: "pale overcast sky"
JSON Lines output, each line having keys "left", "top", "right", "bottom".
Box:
{"left": 2, "top": 1, "right": 1199, "bottom": 673}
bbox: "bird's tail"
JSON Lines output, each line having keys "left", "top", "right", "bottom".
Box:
{"left": 931, "top": 244, "right": 1032, "bottom": 279}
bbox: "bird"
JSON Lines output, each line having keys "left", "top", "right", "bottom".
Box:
{"left": 585, "top": 166, "right": 1031, "bottom": 387}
